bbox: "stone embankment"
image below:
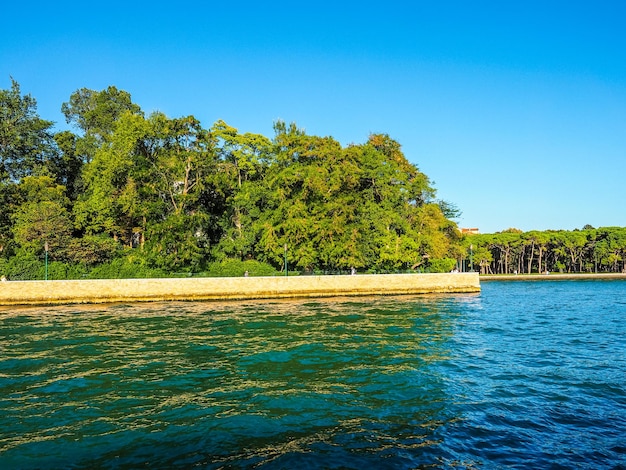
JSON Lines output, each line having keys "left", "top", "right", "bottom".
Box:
{"left": 0, "top": 273, "right": 480, "bottom": 306}
{"left": 481, "top": 273, "right": 626, "bottom": 281}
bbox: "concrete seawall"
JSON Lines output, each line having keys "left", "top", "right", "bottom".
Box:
{"left": 0, "top": 273, "right": 480, "bottom": 306}
{"left": 481, "top": 273, "right": 626, "bottom": 281}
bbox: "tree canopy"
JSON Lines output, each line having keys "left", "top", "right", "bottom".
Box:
{"left": 464, "top": 227, "right": 626, "bottom": 274}
{"left": 7, "top": 78, "right": 585, "bottom": 280}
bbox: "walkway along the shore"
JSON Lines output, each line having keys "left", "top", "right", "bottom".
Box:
{"left": 480, "top": 273, "right": 626, "bottom": 281}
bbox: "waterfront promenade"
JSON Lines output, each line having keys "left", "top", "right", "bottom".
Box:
{"left": 0, "top": 273, "right": 480, "bottom": 306}
{"left": 481, "top": 273, "right": 626, "bottom": 281}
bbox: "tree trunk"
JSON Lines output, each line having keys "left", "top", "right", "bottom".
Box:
{"left": 504, "top": 248, "right": 510, "bottom": 274}
{"left": 141, "top": 216, "right": 146, "bottom": 249}
{"left": 527, "top": 243, "right": 535, "bottom": 273}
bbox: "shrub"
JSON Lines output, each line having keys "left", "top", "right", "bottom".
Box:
{"left": 0, "top": 250, "right": 42, "bottom": 280}
{"left": 205, "top": 259, "right": 279, "bottom": 277}
{"left": 427, "top": 257, "right": 457, "bottom": 273}
{"left": 65, "top": 235, "right": 121, "bottom": 266}
{"left": 47, "top": 261, "right": 88, "bottom": 280}
{"left": 88, "top": 256, "right": 167, "bottom": 279}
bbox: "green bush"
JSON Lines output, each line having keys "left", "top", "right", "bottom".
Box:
{"left": 65, "top": 235, "right": 121, "bottom": 266}
{"left": 205, "top": 259, "right": 279, "bottom": 277}
{"left": 427, "top": 257, "right": 457, "bottom": 273}
{"left": 0, "top": 250, "right": 42, "bottom": 280}
{"left": 88, "top": 256, "right": 167, "bottom": 279}
{"left": 47, "top": 261, "right": 88, "bottom": 280}
{"left": 0, "top": 251, "right": 90, "bottom": 280}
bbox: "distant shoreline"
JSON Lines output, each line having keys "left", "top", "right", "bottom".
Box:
{"left": 481, "top": 273, "right": 626, "bottom": 281}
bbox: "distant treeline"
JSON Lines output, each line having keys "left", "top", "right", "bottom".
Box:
{"left": 1, "top": 80, "right": 465, "bottom": 279}
{"left": 467, "top": 227, "right": 626, "bottom": 274}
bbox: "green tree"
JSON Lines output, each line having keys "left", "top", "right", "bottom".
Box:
{"left": 211, "top": 120, "right": 272, "bottom": 261}
{"left": 490, "top": 231, "right": 523, "bottom": 274}
{"left": 256, "top": 123, "right": 344, "bottom": 270}
{"left": 250, "top": 124, "right": 459, "bottom": 272}
{"left": 561, "top": 230, "right": 588, "bottom": 272}
{"left": 144, "top": 213, "right": 210, "bottom": 271}
{"left": 521, "top": 231, "right": 552, "bottom": 274}
{"left": 53, "top": 130, "right": 84, "bottom": 200}
{"left": 76, "top": 111, "right": 219, "bottom": 269}
{"left": 1, "top": 81, "right": 472, "bottom": 276}
{"left": 474, "top": 244, "right": 494, "bottom": 274}
{"left": 0, "top": 78, "right": 59, "bottom": 181}
{"left": 61, "top": 86, "right": 143, "bottom": 161}
{"left": 595, "top": 227, "right": 626, "bottom": 273}
{"left": 73, "top": 111, "right": 150, "bottom": 242}
{"left": 12, "top": 176, "right": 73, "bottom": 259}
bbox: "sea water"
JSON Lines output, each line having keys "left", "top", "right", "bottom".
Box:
{"left": 0, "top": 280, "right": 625, "bottom": 469}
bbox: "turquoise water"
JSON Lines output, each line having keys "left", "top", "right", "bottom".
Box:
{"left": 1, "top": 280, "right": 625, "bottom": 469}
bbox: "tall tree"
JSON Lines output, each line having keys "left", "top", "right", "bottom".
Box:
{"left": 211, "top": 120, "right": 272, "bottom": 260}
{"left": 76, "top": 111, "right": 219, "bottom": 269}
{"left": 11, "top": 175, "right": 73, "bottom": 259}
{"left": 250, "top": 124, "right": 459, "bottom": 272}
{"left": 561, "top": 230, "right": 588, "bottom": 272}
{"left": 73, "top": 111, "right": 150, "bottom": 242}
{"left": 61, "top": 86, "right": 142, "bottom": 163}
{"left": 0, "top": 79, "right": 60, "bottom": 258}
{"left": 0, "top": 78, "right": 58, "bottom": 181}
{"left": 53, "top": 130, "right": 84, "bottom": 200}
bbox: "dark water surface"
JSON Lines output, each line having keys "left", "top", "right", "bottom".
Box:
{"left": 1, "top": 280, "right": 625, "bottom": 469}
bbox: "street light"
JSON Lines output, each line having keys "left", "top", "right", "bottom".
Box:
{"left": 470, "top": 244, "right": 474, "bottom": 272}
{"left": 284, "top": 244, "right": 288, "bottom": 277}
{"left": 44, "top": 241, "right": 49, "bottom": 281}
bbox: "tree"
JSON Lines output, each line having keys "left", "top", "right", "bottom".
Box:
{"left": 0, "top": 78, "right": 58, "bottom": 181}
{"left": 520, "top": 231, "right": 552, "bottom": 274}
{"left": 248, "top": 124, "right": 460, "bottom": 272}
{"left": 490, "top": 232, "right": 520, "bottom": 274}
{"left": 561, "top": 230, "right": 588, "bottom": 272}
{"left": 73, "top": 111, "right": 150, "bottom": 241}
{"left": 144, "top": 213, "right": 210, "bottom": 271}
{"left": 210, "top": 120, "right": 273, "bottom": 260}
{"left": 76, "top": 110, "right": 219, "bottom": 269}
{"left": 0, "top": 181, "right": 16, "bottom": 257}
{"left": 595, "top": 227, "right": 626, "bottom": 273}
{"left": 12, "top": 201, "right": 73, "bottom": 258}
{"left": 255, "top": 124, "right": 346, "bottom": 270}
{"left": 61, "top": 86, "right": 142, "bottom": 163}
{"left": 53, "top": 130, "right": 84, "bottom": 200}
{"left": 12, "top": 176, "right": 73, "bottom": 259}
{"left": 2, "top": 81, "right": 472, "bottom": 276}
{"left": 473, "top": 245, "right": 494, "bottom": 274}
{"left": 138, "top": 113, "right": 215, "bottom": 217}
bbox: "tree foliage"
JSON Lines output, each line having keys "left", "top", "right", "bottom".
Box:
{"left": 1, "top": 80, "right": 470, "bottom": 278}
{"left": 61, "top": 86, "right": 142, "bottom": 162}
{"left": 0, "top": 78, "right": 58, "bottom": 181}
{"left": 465, "top": 227, "right": 626, "bottom": 274}
{"left": 8, "top": 79, "right": 626, "bottom": 280}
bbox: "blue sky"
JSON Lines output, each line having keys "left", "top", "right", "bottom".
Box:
{"left": 2, "top": 1, "right": 625, "bottom": 233}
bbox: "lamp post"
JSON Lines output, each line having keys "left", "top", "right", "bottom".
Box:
{"left": 284, "top": 244, "right": 288, "bottom": 277}
{"left": 470, "top": 244, "right": 474, "bottom": 272}
{"left": 44, "top": 241, "right": 49, "bottom": 281}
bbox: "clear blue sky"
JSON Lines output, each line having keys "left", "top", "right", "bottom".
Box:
{"left": 2, "top": 1, "right": 625, "bottom": 233}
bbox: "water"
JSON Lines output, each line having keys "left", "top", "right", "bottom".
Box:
{"left": 1, "top": 280, "right": 625, "bottom": 469}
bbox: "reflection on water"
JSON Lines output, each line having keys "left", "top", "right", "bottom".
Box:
{"left": 1, "top": 283, "right": 625, "bottom": 468}
{"left": 0, "top": 296, "right": 465, "bottom": 468}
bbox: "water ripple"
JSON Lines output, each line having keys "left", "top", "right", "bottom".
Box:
{"left": 1, "top": 283, "right": 625, "bottom": 468}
